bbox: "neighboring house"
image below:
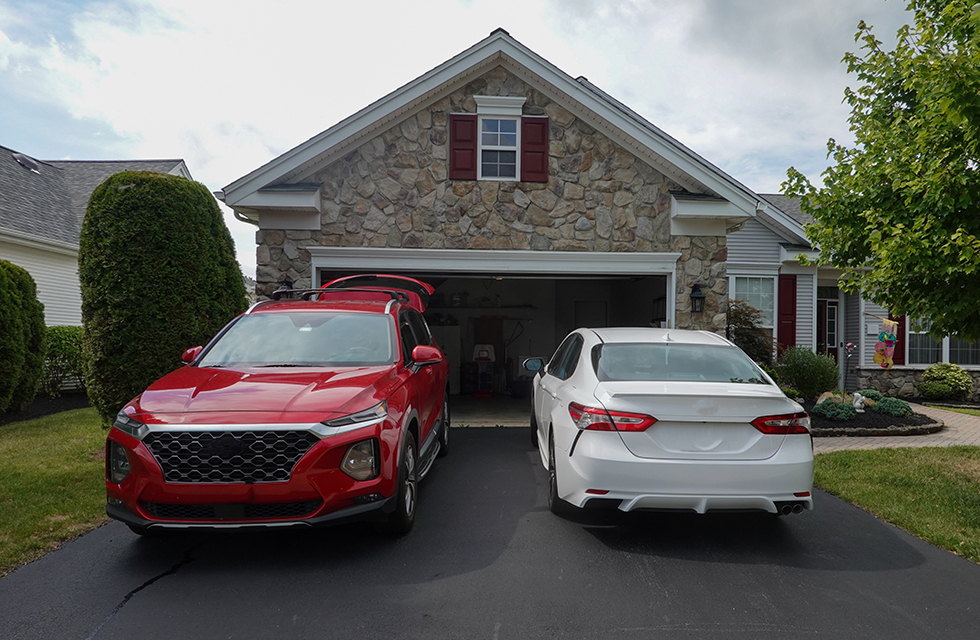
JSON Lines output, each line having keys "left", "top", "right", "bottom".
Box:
{"left": 0, "top": 145, "right": 191, "bottom": 325}
{"left": 728, "top": 192, "right": 980, "bottom": 399}
{"left": 216, "top": 28, "right": 967, "bottom": 398}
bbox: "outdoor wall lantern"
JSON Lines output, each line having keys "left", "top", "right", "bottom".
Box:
{"left": 690, "top": 283, "right": 706, "bottom": 314}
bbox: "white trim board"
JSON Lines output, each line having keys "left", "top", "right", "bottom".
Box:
{"left": 307, "top": 246, "right": 681, "bottom": 275}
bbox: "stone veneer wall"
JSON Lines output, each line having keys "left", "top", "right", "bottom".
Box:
{"left": 854, "top": 366, "right": 980, "bottom": 401}
{"left": 256, "top": 66, "right": 727, "bottom": 332}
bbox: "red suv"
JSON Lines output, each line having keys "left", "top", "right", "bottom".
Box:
{"left": 105, "top": 275, "right": 450, "bottom": 535}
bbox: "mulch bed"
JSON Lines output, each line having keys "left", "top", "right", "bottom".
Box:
{"left": 0, "top": 392, "right": 91, "bottom": 428}
{"left": 801, "top": 400, "right": 943, "bottom": 437}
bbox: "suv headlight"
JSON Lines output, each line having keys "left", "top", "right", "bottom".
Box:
{"left": 316, "top": 402, "right": 388, "bottom": 436}
{"left": 113, "top": 411, "right": 149, "bottom": 440}
{"left": 341, "top": 440, "right": 379, "bottom": 481}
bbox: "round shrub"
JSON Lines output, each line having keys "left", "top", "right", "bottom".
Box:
{"left": 776, "top": 346, "right": 840, "bottom": 402}
{"left": 855, "top": 388, "right": 884, "bottom": 402}
{"left": 917, "top": 380, "right": 953, "bottom": 401}
{"left": 872, "top": 397, "right": 913, "bottom": 417}
{"left": 42, "top": 325, "right": 85, "bottom": 397}
{"left": 811, "top": 399, "right": 857, "bottom": 421}
{"left": 0, "top": 260, "right": 46, "bottom": 414}
{"left": 920, "top": 363, "right": 973, "bottom": 400}
{"left": 782, "top": 388, "right": 802, "bottom": 400}
{"left": 79, "top": 171, "right": 247, "bottom": 426}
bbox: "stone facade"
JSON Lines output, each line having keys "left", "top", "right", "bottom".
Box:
{"left": 855, "top": 366, "right": 980, "bottom": 401}
{"left": 256, "top": 65, "right": 728, "bottom": 332}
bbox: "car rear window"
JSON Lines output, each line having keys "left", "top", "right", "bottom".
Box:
{"left": 592, "top": 343, "right": 769, "bottom": 384}
{"left": 198, "top": 312, "right": 395, "bottom": 367}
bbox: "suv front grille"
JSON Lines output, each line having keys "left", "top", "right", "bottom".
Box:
{"left": 143, "top": 430, "right": 319, "bottom": 483}
{"left": 141, "top": 499, "right": 323, "bottom": 520}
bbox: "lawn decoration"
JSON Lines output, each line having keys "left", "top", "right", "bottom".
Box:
{"left": 873, "top": 319, "right": 898, "bottom": 369}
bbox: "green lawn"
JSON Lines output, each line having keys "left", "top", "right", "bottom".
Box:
{"left": 0, "top": 408, "right": 108, "bottom": 576}
{"left": 925, "top": 404, "right": 980, "bottom": 417}
{"left": 815, "top": 447, "right": 980, "bottom": 563}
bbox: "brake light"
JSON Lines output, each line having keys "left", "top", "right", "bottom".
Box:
{"left": 751, "top": 412, "right": 811, "bottom": 435}
{"left": 568, "top": 402, "right": 657, "bottom": 432}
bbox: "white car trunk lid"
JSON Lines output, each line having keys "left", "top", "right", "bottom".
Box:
{"left": 593, "top": 381, "right": 801, "bottom": 461}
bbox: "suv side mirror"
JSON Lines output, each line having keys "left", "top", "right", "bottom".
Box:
{"left": 412, "top": 345, "right": 444, "bottom": 366}
{"left": 181, "top": 346, "right": 204, "bottom": 364}
{"left": 523, "top": 357, "right": 544, "bottom": 373}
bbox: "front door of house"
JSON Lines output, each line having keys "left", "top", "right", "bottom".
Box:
{"left": 817, "top": 300, "right": 839, "bottom": 363}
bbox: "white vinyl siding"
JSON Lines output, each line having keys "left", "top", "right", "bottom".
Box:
{"left": 0, "top": 239, "right": 82, "bottom": 326}
{"left": 727, "top": 218, "right": 783, "bottom": 263}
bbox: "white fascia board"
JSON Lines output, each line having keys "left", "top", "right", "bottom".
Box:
{"left": 780, "top": 245, "right": 820, "bottom": 263}
{"left": 236, "top": 187, "right": 321, "bottom": 213}
{"left": 307, "top": 246, "right": 681, "bottom": 275}
{"left": 0, "top": 229, "right": 78, "bottom": 256}
{"left": 223, "top": 31, "right": 765, "bottom": 219}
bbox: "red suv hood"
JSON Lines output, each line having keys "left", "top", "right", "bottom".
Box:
{"left": 130, "top": 364, "right": 397, "bottom": 425}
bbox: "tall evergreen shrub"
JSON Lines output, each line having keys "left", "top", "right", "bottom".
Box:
{"left": 726, "top": 299, "right": 776, "bottom": 365}
{"left": 0, "top": 260, "right": 46, "bottom": 414}
{"left": 79, "top": 171, "right": 247, "bottom": 425}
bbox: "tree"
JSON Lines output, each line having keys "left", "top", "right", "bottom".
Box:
{"left": 726, "top": 299, "right": 776, "bottom": 365}
{"left": 0, "top": 260, "right": 46, "bottom": 414}
{"left": 80, "top": 171, "right": 247, "bottom": 426}
{"left": 785, "top": 0, "right": 980, "bottom": 341}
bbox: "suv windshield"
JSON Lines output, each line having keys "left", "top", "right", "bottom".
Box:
{"left": 592, "top": 343, "right": 768, "bottom": 384}
{"left": 198, "top": 312, "right": 396, "bottom": 367}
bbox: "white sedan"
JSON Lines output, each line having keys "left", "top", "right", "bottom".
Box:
{"left": 524, "top": 328, "right": 813, "bottom": 517}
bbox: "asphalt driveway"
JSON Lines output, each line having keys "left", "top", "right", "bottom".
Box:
{"left": 1, "top": 428, "right": 978, "bottom": 639}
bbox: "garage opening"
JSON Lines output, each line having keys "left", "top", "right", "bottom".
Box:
{"left": 318, "top": 269, "right": 669, "bottom": 422}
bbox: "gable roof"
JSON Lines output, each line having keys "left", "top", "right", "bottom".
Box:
{"left": 219, "top": 29, "right": 769, "bottom": 220}
{"left": 48, "top": 159, "right": 191, "bottom": 229}
{"left": 0, "top": 145, "right": 77, "bottom": 246}
{"left": 1, "top": 147, "right": 191, "bottom": 248}
{"left": 759, "top": 193, "right": 811, "bottom": 226}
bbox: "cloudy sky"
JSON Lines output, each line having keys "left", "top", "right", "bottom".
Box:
{"left": 0, "top": 0, "right": 912, "bottom": 275}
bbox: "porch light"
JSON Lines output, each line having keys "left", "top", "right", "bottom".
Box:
{"left": 690, "top": 284, "right": 706, "bottom": 314}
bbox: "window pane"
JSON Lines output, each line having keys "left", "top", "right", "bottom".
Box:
{"left": 950, "top": 337, "right": 980, "bottom": 365}
{"left": 500, "top": 133, "right": 517, "bottom": 146}
{"left": 482, "top": 119, "right": 500, "bottom": 133}
{"left": 733, "top": 277, "right": 774, "bottom": 327}
{"left": 482, "top": 132, "right": 497, "bottom": 145}
{"left": 499, "top": 119, "right": 516, "bottom": 133}
{"left": 908, "top": 333, "right": 941, "bottom": 365}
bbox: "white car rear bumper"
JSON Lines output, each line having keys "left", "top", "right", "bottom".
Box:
{"left": 558, "top": 431, "right": 814, "bottom": 514}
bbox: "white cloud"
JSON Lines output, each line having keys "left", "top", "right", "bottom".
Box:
{"left": 0, "top": 0, "right": 912, "bottom": 275}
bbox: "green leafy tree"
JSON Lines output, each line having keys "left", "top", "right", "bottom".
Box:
{"left": 80, "top": 171, "right": 247, "bottom": 425}
{"left": 785, "top": 0, "right": 980, "bottom": 341}
{"left": 0, "top": 260, "right": 46, "bottom": 414}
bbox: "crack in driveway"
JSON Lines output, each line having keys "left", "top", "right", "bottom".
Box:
{"left": 85, "top": 545, "right": 200, "bottom": 640}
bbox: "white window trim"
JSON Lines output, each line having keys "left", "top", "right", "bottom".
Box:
{"left": 475, "top": 95, "right": 526, "bottom": 182}
{"left": 729, "top": 275, "right": 776, "bottom": 329}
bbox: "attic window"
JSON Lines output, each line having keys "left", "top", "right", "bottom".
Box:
{"left": 13, "top": 152, "right": 40, "bottom": 175}
{"left": 448, "top": 95, "right": 549, "bottom": 183}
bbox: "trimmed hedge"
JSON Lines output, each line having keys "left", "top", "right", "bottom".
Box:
{"left": 79, "top": 171, "right": 247, "bottom": 425}
{"left": 776, "top": 346, "right": 840, "bottom": 402}
{"left": 0, "top": 260, "right": 46, "bottom": 414}
{"left": 42, "top": 326, "right": 85, "bottom": 397}
{"left": 920, "top": 362, "right": 973, "bottom": 400}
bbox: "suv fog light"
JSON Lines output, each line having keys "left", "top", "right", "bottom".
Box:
{"left": 108, "top": 441, "right": 131, "bottom": 484}
{"left": 341, "top": 440, "right": 379, "bottom": 481}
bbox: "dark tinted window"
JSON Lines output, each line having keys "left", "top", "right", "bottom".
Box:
{"left": 592, "top": 343, "right": 768, "bottom": 384}
{"left": 548, "top": 334, "right": 583, "bottom": 381}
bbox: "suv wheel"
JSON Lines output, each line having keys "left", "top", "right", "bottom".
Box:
{"left": 379, "top": 432, "right": 418, "bottom": 535}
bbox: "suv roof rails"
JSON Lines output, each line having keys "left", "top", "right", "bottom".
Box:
{"left": 270, "top": 287, "right": 410, "bottom": 303}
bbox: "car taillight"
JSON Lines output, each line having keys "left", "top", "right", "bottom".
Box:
{"left": 568, "top": 402, "right": 656, "bottom": 432}
{"left": 751, "top": 412, "right": 810, "bottom": 435}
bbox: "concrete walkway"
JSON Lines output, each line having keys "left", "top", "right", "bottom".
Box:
{"left": 813, "top": 403, "right": 980, "bottom": 453}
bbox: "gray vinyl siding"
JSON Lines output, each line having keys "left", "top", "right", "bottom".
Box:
{"left": 727, "top": 218, "right": 783, "bottom": 263}
{"left": 795, "top": 274, "right": 814, "bottom": 350}
{"left": 843, "top": 292, "right": 862, "bottom": 390}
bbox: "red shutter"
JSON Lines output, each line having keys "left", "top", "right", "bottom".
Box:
{"left": 449, "top": 114, "right": 477, "bottom": 180}
{"left": 890, "top": 314, "right": 906, "bottom": 365}
{"left": 777, "top": 275, "right": 797, "bottom": 355}
{"left": 521, "top": 116, "right": 549, "bottom": 182}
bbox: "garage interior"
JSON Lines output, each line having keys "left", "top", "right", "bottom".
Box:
{"left": 319, "top": 271, "right": 669, "bottom": 422}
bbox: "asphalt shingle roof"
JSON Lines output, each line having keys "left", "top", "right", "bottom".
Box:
{"left": 759, "top": 193, "right": 812, "bottom": 226}
{"left": 1, "top": 147, "right": 188, "bottom": 247}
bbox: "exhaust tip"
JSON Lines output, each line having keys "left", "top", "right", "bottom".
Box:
{"left": 792, "top": 504, "right": 804, "bottom": 514}
{"left": 780, "top": 504, "right": 793, "bottom": 515}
